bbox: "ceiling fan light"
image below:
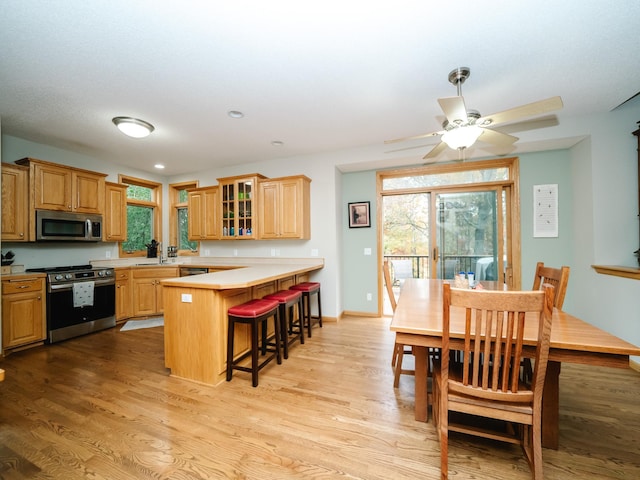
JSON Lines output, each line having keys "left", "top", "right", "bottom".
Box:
{"left": 112, "top": 116, "right": 155, "bottom": 138}
{"left": 442, "top": 125, "right": 482, "bottom": 150}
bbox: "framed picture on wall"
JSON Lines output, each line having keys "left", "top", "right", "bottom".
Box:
{"left": 348, "top": 201, "right": 371, "bottom": 228}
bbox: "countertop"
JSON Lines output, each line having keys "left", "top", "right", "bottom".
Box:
{"left": 91, "top": 257, "right": 324, "bottom": 290}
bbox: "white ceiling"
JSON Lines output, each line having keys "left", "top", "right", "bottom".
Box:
{"left": 1, "top": 1, "right": 639, "bottom": 176}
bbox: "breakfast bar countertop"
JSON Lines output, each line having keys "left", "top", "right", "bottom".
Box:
{"left": 161, "top": 261, "right": 323, "bottom": 290}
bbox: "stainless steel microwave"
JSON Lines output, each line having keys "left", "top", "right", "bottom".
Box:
{"left": 36, "top": 210, "right": 103, "bottom": 242}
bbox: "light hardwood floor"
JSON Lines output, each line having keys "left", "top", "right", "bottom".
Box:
{"left": 1, "top": 316, "right": 639, "bottom": 479}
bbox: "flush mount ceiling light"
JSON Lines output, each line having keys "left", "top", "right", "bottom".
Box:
{"left": 227, "top": 110, "right": 244, "bottom": 119}
{"left": 154, "top": 164, "right": 165, "bottom": 169}
{"left": 271, "top": 140, "right": 284, "bottom": 146}
{"left": 112, "top": 116, "right": 155, "bottom": 138}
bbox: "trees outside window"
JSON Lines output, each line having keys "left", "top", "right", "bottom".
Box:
{"left": 118, "top": 175, "right": 162, "bottom": 257}
{"left": 169, "top": 181, "right": 198, "bottom": 255}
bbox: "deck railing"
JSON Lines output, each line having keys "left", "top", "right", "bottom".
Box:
{"left": 383, "top": 254, "right": 493, "bottom": 281}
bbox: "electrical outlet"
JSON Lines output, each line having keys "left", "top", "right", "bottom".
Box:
{"left": 271, "top": 248, "right": 276, "bottom": 256}
{"left": 275, "top": 249, "right": 281, "bottom": 256}
{"left": 311, "top": 248, "right": 319, "bottom": 257}
{"left": 105, "top": 251, "right": 111, "bottom": 259}
{"left": 233, "top": 249, "right": 238, "bottom": 256}
{"left": 366, "top": 293, "right": 372, "bottom": 301}
{"left": 181, "top": 293, "right": 192, "bottom": 303}
{"left": 204, "top": 249, "right": 210, "bottom": 256}
{"left": 364, "top": 247, "right": 372, "bottom": 256}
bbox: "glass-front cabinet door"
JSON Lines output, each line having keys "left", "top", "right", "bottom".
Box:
{"left": 219, "top": 174, "right": 265, "bottom": 239}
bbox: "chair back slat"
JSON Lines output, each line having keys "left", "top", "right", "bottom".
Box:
{"left": 532, "top": 261, "right": 570, "bottom": 309}
{"left": 444, "top": 283, "right": 555, "bottom": 399}
{"left": 382, "top": 260, "right": 397, "bottom": 312}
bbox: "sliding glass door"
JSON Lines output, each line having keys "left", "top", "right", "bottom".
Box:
{"left": 434, "top": 190, "right": 500, "bottom": 281}
{"left": 379, "top": 158, "right": 520, "bottom": 315}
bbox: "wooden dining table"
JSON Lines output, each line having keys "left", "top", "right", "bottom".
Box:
{"left": 390, "top": 278, "right": 640, "bottom": 449}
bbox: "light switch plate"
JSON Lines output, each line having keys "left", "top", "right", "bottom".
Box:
{"left": 364, "top": 247, "right": 372, "bottom": 256}
{"left": 181, "top": 293, "right": 192, "bottom": 303}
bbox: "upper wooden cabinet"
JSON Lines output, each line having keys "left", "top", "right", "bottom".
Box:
{"left": 1, "top": 163, "right": 29, "bottom": 242}
{"left": 105, "top": 182, "right": 128, "bottom": 242}
{"left": 218, "top": 174, "right": 266, "bottom": 240}
{"left": 16, "top": 157, "right": 106, "bottom": 215}
{"left": 258, "top": 175, "right": 311, "bottom": 239}
{"left": 188, "top": 186, "right": 219, "bottom": 240}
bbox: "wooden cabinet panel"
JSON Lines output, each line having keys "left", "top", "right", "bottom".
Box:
{"left": 115, "top": 268, "right": 132, "bottom": 321}
{"left": 280, "top": 177, "right": 310, "bottom": 238}
{"left": 33, "top": 162, "right": 71, "bottom": 211}
{"left": 188, "top": 186, "right": 219, "bottom": 240}
{"left": 203, "top": 187, "right": 219, "bottom": 239}
{"left": 259, "top": 182, "right": 279, "bottom": 238}
{"left": 105, "top": 182, "right": 128, "bottom": 242}
{"left": 133, "top": 278, "right": 158, "bottom": 316}
{"left": 1, "top": 164, "right": 28, "bottom": 241}
{"left": 74, "top": 171, "right": 104, "bottom": 213}
{"left": 2, "top": 276, "right": 46, "bottom": 352}
{"left": 16, "top": 158, "right": 106, "bottom": 215}
{"left": 258, "top": 175, "right": 311, "bottom": 239}
{"left": 132, "top": 267, "right": 179, "bottom": 317}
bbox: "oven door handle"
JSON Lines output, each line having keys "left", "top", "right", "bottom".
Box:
{"left": 49, "top": 278, "right": 115, "bottom": 292}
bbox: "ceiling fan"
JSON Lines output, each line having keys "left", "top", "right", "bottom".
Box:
{"left": 385, "top": 67, "right": 563, "bottom": 160}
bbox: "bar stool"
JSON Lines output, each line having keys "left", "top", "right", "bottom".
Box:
{"left": 263, "top": 289, "right": 304, "bottom": 359}
{"left": 226, "top": 298, "right": 282, "bottom": 387}
{"left": 290, "top": 282, "right": 322, "bottom": 338}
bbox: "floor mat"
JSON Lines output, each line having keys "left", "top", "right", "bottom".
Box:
{"left": 120, "top": 317, "right": 164, "bottom": 331}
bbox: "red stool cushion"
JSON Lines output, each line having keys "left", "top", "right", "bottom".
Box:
{"left": 290, "top": 282, "right": 320, "bottom": 293}
{"left": 228, "top": 298, "right": 279, "bottom": 318}
{"left": 264, "top": 290, "right": 302, "bottom": 303}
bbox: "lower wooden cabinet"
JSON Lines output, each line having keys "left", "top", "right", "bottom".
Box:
{"left": 131, "top": 267, "right": 179, "bottom": 317}
{"left": 2, "top": 274, "right": 46, "bottom": 353}
{"left": 115, "top": 268, "right": 132, "bottom": 321}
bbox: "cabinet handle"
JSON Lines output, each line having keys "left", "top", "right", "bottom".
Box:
{"left": 18, "top": 285, "right": 29, "bottom": 289}
{"left": 37, "top": 296, "right": 41, "bottom": 300}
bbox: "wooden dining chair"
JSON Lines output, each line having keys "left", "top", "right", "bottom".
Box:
{"left": 384, "top": 260, "right": 415, "bottom": 387}
{"left": 532, "top": 261, "right": 570, "bottom": 309}
{"left": 523, "top": 261, "right": 569, "bottom": 382}
{"left": 432, "top": 282, "right": 555, "bottom": 480}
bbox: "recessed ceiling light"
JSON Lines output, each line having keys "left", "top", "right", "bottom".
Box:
{"left": 227, "top": 110, "right": 244, "bottom": 119}
{"left": 112, "top": 116, "right": 155, "bottom": 138}
{"left": 271, "top": 140, "right": 284, "bottom": 146}
{"left": 154, "top": 164, "right": 165, "bottom": 169}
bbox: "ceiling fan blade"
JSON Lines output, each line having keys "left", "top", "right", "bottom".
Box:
{"left": 385, "top": 143, "right": 439, "bottom": 154}
{"left": 438, "top": 96, "right": 468, "bottom": 125}
{"left": 496, "top": 115, "right": 559, "bottom": 134}
{"left": 384, "top": 129, "right": 443, "bottom": 144}
{"left": 478, "top": 128, "right": 518, "bottom": 146}
{"left": 423, "top": 141, "right": 448, "bottom": 160}
{"left": 478, "top": 96, "right": 563, "bottom": 127}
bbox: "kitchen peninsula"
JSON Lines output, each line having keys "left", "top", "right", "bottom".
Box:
{"left": 159, "top": 258, "right": 324, "bottom": 386}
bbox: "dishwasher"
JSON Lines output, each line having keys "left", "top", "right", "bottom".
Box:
{"left": 179, "top": 267, "right": 209, "bottom": 277}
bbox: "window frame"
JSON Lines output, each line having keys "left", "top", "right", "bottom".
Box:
{"left": 118, "top": 174, "right": 163, "bottom": 258}
{"left": 169, "top": 181, "right": 199, "bottom": 256}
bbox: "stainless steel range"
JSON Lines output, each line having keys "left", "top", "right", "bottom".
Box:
{"left": 26, "top": 264, "right": 116, "bottom": 343}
